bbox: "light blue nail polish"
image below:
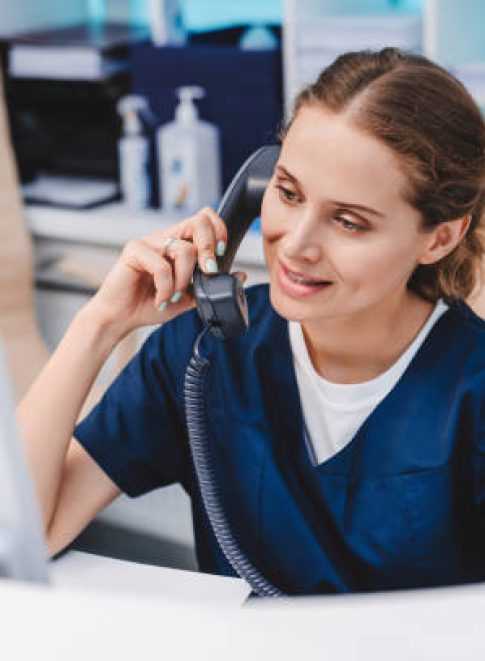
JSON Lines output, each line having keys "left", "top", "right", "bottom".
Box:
{"left": 170, "top": 291, "right": 182, "bottom": 304}
{"left": 206, "top": 258, "right": 218, "bottom": 273}
{"left": 157, "top": 301, "right": 168, "bottom": 312}
{"left": 216, "top": 240, "right": 226, "bottom": 257}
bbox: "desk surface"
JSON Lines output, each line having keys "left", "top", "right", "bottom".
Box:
{"left": 24, "top": 202, "right": 266, "bottom": 266}
{"left": 50, "top": 550, "right": 249, "bottom": 604}
{"left": 2, "top": 550, "right": 485, "bottom": 660}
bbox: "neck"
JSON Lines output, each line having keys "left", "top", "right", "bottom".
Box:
{"left": 301, "top": 290, "right": 434, "bottom": 384}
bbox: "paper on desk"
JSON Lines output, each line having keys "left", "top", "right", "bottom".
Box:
{"left": 22, "top": 174, "right": 119, "bottom": 208}
{"left": 50, "top": 550, "right": 251, "bottom": 607}
{"left": 54, "top": 249, "right": 116, "bottom": 289}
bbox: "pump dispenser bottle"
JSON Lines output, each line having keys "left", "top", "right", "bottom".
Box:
{"left": 116, "top": 95, "right": 150, "bottom": 210}
{"left": 157, "top": 86, "right": 221, "bottom": 213}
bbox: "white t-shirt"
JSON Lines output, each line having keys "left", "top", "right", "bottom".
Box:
{"left": 288, "top": 300, "right": 449, "bottom": 466}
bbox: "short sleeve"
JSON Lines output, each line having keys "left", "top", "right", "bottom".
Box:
{"left": 74, "top": 309, "right": 202, "bottom": 497}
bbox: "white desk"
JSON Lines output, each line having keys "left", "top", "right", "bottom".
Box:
{"left": 2, "top": 550, "right": 485, "bottom": 660}
{"left": 24, "top": 201, "right": 267, "bottom": 267}
{"left": 50, "top": 550, "right": 250, "bottom": 605}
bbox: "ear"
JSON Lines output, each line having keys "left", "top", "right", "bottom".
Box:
{"left": 418, "top": 215, "right": 471, "bottom": 266}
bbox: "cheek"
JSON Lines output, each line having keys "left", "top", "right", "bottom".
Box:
{"left": 260, "top": 188, "right": 286, "bottom": 259}
{"left": 337, "top": 233, "right": 424, "bottom": 293}
{"left": 260, "top": 187, "right": 280, "bottom": 236}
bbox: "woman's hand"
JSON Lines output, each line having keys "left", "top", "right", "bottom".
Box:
{"left": 84, "top": 207, "right": 246, "bottom": 338}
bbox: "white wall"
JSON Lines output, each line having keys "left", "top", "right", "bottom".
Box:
{"left": 0, "top": 0, "right": 87, "bottom": 36}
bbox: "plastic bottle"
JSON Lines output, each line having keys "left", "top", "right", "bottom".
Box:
{"left": 116, "top": 95, "right": 150, "bottom": 211}
{"left": 157, "top": 86, "right": 221, "bottom": 214}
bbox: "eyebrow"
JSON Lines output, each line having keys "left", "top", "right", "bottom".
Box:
{"left": 275, "top": 163, "right": 386, "bottom": 218}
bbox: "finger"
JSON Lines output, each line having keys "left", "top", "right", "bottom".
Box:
{"left": 142, "top": 236, "right": 198, "bottom": 300}
{"left": 123, "top": 239, "right": 174, "bottom": 307}
{"left": 159, "top": 296, "right": 197, "bottom": 321}
{"left": 231, "top": 270, "right": 248, "bottom": 284}
{"left": 198, "top": 207, "right": 229, "bottom": 258}
{"left": 184, "top": 207, "right": 228, "bottom": 273}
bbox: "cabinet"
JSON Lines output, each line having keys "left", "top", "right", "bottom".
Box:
{"left": 283, "top": 0, "right": 485, "bottom": 117}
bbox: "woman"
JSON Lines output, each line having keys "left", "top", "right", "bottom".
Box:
{"left": 17, "top": 48, "right": 485, "bottom": 594}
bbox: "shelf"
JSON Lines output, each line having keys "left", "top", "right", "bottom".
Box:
{"left": 24, "top": 202, "right": 266, "bottom": 267}
{"left": 284, "top": 0, "right": 485, "bottom": 116}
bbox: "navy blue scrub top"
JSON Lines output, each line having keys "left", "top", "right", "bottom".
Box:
{"left": 74, "top": 284, "right": 485, "bottom": 595}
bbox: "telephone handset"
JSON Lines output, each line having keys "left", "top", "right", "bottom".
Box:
{"left": 185, "top": 145, "right": 284, "bottom": 598}
{"left": 192, "top": 145, "right": 280, "bottom": 339}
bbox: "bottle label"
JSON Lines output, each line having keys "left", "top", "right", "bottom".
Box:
{"left": 164, "top": 141, "right": 197, "bottom": 211}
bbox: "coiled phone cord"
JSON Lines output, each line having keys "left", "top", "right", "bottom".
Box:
{"left": 184, "top": 328, "right": 284, "bottom": 598}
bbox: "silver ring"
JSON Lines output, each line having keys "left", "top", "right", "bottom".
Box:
{"left": 161, "top": 236, "right": 179, "bottom": 258}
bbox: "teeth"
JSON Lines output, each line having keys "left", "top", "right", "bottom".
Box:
{"left": 287, "top": 271, "right": 325, "bottom": 286}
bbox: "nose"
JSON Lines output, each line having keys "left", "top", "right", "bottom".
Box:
{"left": 281, "top": 207, "right": 323, "bottom": 263}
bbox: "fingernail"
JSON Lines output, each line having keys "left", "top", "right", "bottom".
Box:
{"left": 170, "top": 291, "right": 182, "bottom": 304}
{"left": 206, "top": 258, "right": 218, "bottom": 273}
{"left": 216, "top": 240, "right": 226, "bottom": 257}
{"left": 157, "top": 301, "right": 168, "bottom": 312}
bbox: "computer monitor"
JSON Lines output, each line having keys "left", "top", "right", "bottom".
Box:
{"left": 0, "top": 338, "right": 48, "bottom": 583}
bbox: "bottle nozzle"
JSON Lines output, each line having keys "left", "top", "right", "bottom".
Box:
{"left": 116, "top": 94, "right": 148, "bottom": 117}
{"left": 175, "top": 85, "right": 205, "bottom": 122}
{"left": 116, "top": 95, "right": 149, "bottom": 136}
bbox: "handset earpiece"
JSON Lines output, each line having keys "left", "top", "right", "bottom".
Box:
{"left": 193, "top": 145, "right": 280, "bottom": 339}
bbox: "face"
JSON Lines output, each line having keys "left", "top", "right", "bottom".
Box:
{"left": 261, "top": 105, "right": 435, "bottom": 327}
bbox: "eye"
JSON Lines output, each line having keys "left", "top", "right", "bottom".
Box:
{"left": 275, "top": 184, "right": 300, "bottom": 204}
{"left": 333, "top": 213, "right": 367, "bottom": 232}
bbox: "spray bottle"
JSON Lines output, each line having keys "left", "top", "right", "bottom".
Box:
{"left": 157, "top": 86, "right": 221, "bottom": 213}
{"left": 116, "top": 95, "right": 150, "bottom": 210}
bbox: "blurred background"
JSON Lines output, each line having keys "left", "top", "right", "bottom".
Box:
{"left": 0, "top": 0, "right": 484, "bottom": 573}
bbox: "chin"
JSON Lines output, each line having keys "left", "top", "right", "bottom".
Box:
{"left": 268, "top": 282, "right": 314, "bottom": 323}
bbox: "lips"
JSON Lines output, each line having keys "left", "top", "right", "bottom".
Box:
{"left": 280, "top": 261, "right": 331, "bottom": 285}
{"left": 276, "top": 260, "right": 333, "bottom": 298}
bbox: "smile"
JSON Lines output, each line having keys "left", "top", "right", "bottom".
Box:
{"left": 276, "top": 260, "right": 333, "bottom": 298}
